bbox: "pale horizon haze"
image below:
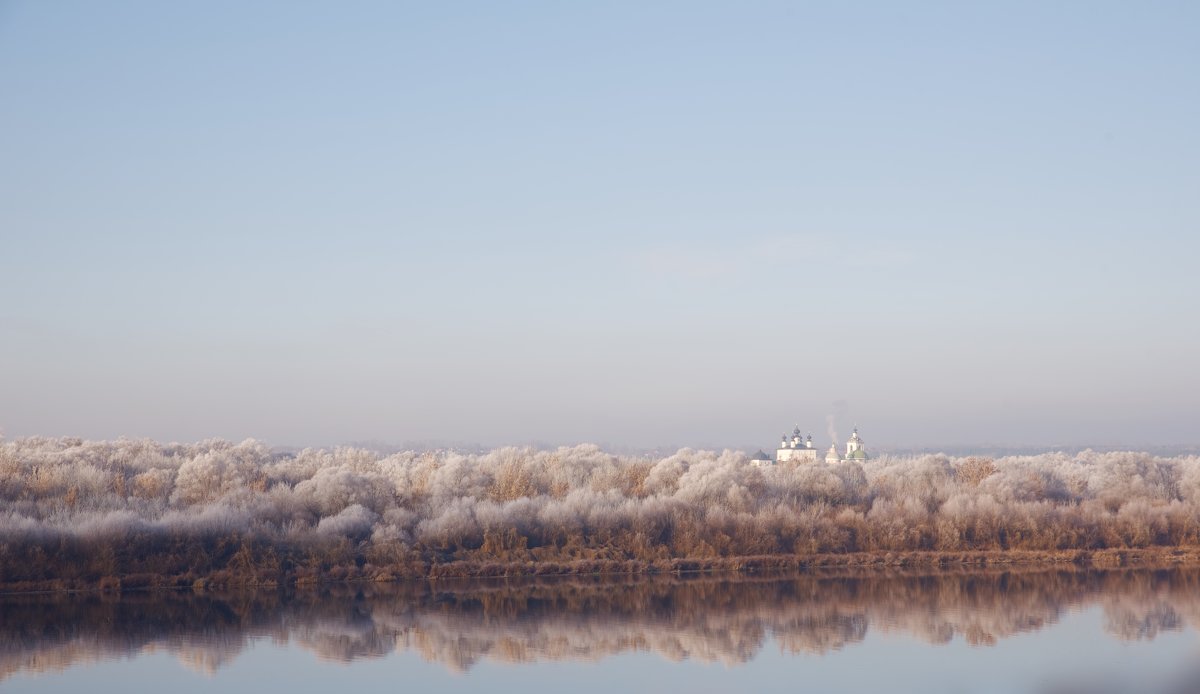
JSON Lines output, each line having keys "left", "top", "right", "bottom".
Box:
{"left": 2, "top": 1, "right": 1198, "bottom": 450}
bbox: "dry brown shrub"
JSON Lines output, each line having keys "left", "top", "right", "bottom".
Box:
{"left": 489, "top": 460, "right": 536, "bottom": 501}
{"left": 480, "top": 528, "right": 530, "bottom": 561}
{"left": 957, "top": 457, "right": 997, "bottom": 487}
{"left": 110, "top": 474, "right": 127, "bottom": 498}
{"left": 620, "top": 461, "right": 653, "bottom": 498}
{"left": 132, "top": 470, "right": 169, "bottom": 500}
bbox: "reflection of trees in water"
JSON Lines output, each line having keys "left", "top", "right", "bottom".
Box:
{"left": 4, "top": 568, "right": 1200, "bottom": 678}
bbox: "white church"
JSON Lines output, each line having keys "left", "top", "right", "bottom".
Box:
{"left": 750, "top": 426, "right": 868, "bottom": 466}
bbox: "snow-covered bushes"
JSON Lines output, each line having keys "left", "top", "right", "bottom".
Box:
{"left": 2, "top": 437, "right": 1198, "bottom": 586}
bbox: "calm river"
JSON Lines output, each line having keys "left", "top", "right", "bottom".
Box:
{"left": 3, "top": 567, "right": 1199, "bottom": 693}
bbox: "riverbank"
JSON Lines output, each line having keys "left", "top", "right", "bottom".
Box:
{"left": 6, "top": 546, "right": 1200, "bottom": 594}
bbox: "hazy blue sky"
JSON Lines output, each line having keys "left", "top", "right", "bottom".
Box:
{"left": 2, "top": 1, "right": 1198, "bottom": 449}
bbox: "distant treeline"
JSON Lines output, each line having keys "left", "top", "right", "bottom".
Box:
{"left": 2, "top": 437, "right": 1200, "bottom": 591}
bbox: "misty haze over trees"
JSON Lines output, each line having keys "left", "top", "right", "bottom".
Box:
{"left": 2, "top": 437, "right": 1200, "bottom": 589}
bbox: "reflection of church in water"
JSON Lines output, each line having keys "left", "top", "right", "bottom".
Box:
{"left": 750, "top": 427, "right": 868, "bottom": 466}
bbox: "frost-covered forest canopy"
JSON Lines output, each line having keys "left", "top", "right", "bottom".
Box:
{"left": 3, "top": 437, "right": 1200, "bottom": 589}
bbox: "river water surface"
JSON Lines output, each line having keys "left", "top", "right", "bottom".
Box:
{"left": 4, "top": 567, "right": 1200, "bottom": 693}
